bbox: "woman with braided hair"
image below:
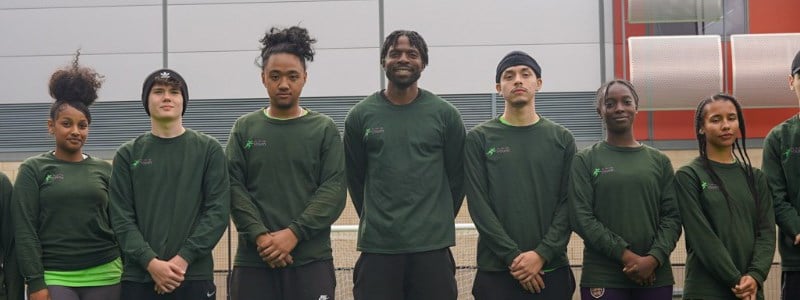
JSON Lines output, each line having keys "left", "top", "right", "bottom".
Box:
{"left": 570, "top": 79, "right": 681, "bottom": 300}
{"left": 12, "top": 53, "right": 121, "bottom": 300}
{"left": 675, "top": 94, "right": 775, "bottom": 300}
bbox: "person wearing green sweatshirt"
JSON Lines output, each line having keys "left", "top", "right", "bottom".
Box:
{"left": 676, "top": 94, "right": 775, "bottom": 300}
{"left": 1, "top": 171, "right": 23, "bottom": 300}
{"left": 465, "top": 51, "right": 575, "bottom": 299}
{"left": 570, "top": 79, "right": 681, "bottom": 300}
{"left": 109, "top": 69, "right": 230, "bottom": 300}
{"left": 344, "top": 30, "right": 466, "bottom": 300}
{"left": 227, "top": 26, "right": 346, "bottom": 300}
{"left": 762, "top": 49, "right": 800, "bottom": 300}
{"left": 12, "top": 56, "right": 121, "bottom": 300}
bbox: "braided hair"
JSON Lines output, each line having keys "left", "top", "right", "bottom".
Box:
{"left": 694, "top": 93, "right": 761, "bottom": 236}
{"left": 380, "top": 30, "right": 429, "bottom": 67}
{"left": 258, "top": 26, "right": 316, "bottom": 70}
{"left": 595, "top": 79, "right": 640, "bottom": 112}
{"left": 48, "top": 50, "right": 103, "bottom": 124}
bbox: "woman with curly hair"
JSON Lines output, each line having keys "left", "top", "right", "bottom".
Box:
{"left": 12, "top": 53, "right": 121, "bottom": 300}
{"left": 226, "top": 25, "right": 346, "bottom": 300}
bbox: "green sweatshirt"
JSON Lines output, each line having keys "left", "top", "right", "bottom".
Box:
{"left": 1, "top": 171, "right": 23, "bottom": 300}
{"left": 109, "top": 129, "right": 230, "bottom": 282}
{"left": 465, "top": 117, "right": 575, "bottom": 271}
{"left": 344, "top": 89, "right": 466, "bottom": 253}
{"left": 569, "top": 142, "right": 681, "bottom": 288}
{"left": 675, "top": 157, "right": 775, "bottom": 300}
{"left": 227, "top": 109, "right": 346, "bottom": 267}
{"left": 12, "top": 153, "right": 118, "bottom": 292}
{"left": 763, "top": 115, "right": 800, "bottom": 271}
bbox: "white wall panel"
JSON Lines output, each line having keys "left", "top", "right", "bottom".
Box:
{"left": 0, "top": 1, "right": 158, "bottom": 9}
{"left": 168, "top": 1, "right": 378, "bottom": 52}
{"left": 420, "top": 44, "right": 601, "bottom": 95}
{"left": 168, "top": 48, "right": 379, "bottom": 99}
{"left": 731, "top": 33, "right": 800, "bottom": 108}
{"left": 0, "top": 6, "right": 162, "bottom": 56}
{"left": 0, "top": 54, "right": 162, "bottom": 104}
{"left": 383, "top": 0, "right": 599, "bottom": 46}
{"left": 169, "top": 0, "right": 363, "bottom": 4}
{"left": 629, "top": 35, "right": 723, "bottom": 110}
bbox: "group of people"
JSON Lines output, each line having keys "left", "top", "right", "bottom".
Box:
{"left": 0, "top": 26, "right": 798, "bottom": 300}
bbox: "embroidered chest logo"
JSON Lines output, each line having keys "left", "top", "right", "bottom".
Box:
{"left": 592, "top": 166, "right": 615, "bottom": 177}
{"left": 132, "top": 158, "right": 153, "bottom": 168}
{"left": 44, "top": 173, "right": 64, "bottom": 185}
{"left": 701, "top": 181, "right": 719, "bottom": 190}
{"left": 486, "top": 146, "right": 511, "bottom": 157}
{"left": 244, "top": 138, "right": 267, "bottom": 150}
{"left": 784, "top": 147, "right": 800, "bottom": 158}
{"left": 364, "top": 127, "right": 384, "bottom": 138}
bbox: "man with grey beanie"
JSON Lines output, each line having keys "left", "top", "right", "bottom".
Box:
{"left": 109, "top": 69, "right": 230, "bottom": 300}
{"left": 465, "top": 50, "right": 576, "bottom": 299}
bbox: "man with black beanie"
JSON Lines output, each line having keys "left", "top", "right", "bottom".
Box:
{"left": 109, "top": 69, "right": 230, "bottom": 300}
{"left": 763, "top": 49, "right": 800, "bottom": 300}
{"left": 466, "top": 50, "right": 576, "bottom": 299}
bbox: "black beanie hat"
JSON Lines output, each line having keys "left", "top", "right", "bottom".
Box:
{"left": 141, "top": 68, "right": 189, "bottom": 116}
{"left": 792, "top": 50, "right": 800, "bottom": 76}
{"left": 496, "top": 51, "right": 542, "bottom": 83}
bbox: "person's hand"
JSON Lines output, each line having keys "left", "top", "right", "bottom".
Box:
{"left": 794, "top": 233, "right": 800, "bottom": 245}
{"left": 169, "top": 255, "right": 189, "bottom": 273}
{"left": 622, "top": 254, "right": 658, "bottom": 286}
{"left": 146, "top": 258, "right": 185, "bottom": 294}
{"left": 510, "top": 251, "right": 545, "bottom": 282}
{"left": 29, "top": 289, "right": 51, "bottom": 300}
{"left": 518, "top": 273, "right": 545, "bottom": 293}
{"left": 510, "top": 251, "right": 545, "bottom": 293}
{"left": 256, "top": 229, "right": 293, "bottom": 269}
{"left": 732, "top": 275, "right": 757, "bottom": 299}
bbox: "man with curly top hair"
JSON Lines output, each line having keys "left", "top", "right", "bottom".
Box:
{"left": 226, "top": 26, "right": 346, "bottom": 300}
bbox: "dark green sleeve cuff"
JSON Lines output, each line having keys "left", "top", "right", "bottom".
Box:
{"left": 287, "top": 224, "right": 306, "bottom": 242}
{"left": 246, "top": 224, "right": 271, "bottom": 245}
{"left": 647, "top": 248, "right": 669, "bottom": 267}
{"left": 26, "top": 276, "right": 46, "bottom": 294}
{"left": 503, "top": 249, "right": 523, "bottom": 267}
{"left": 137, "top": 249, "right": 159, "bottom": 271}
{"left": 533, "top": 245, "right": 556, "bottom": 265}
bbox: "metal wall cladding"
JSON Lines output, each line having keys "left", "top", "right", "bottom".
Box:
{"left": 0, "top": 92, "right": 600, "bottom": 157}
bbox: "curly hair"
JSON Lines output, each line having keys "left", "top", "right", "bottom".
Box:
{"left": 48, "top": 50, "right": 103, "bottom": 124}
{"left": 257, "top": 26, "right": 316, "bottom": 69}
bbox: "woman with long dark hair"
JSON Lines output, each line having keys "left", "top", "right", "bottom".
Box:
{"left": 675, "top": 94, "right": 775, "bottom": 300}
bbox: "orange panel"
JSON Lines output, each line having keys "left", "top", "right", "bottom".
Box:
{"left": 743, "top": 108, "right": 798, "bottom": 137}
{"left": 645, "top": 108, "right": 798, "bottom": 140}
{"left": 652, "top": 110, "right": 697, "bottom": 140}
{"left": 748, "top": 0, "right": 800, "bottom": 33}
{"left": 632, "top": 111, "right": 650, "bottom": 140}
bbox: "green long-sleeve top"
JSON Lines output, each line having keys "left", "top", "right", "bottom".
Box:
{"left": 465, "top": 117, "right": 575, "bottom": 271}
{"left": 1, "top": 171, "right": 14, "bottom": 299}
{"left": 675, "top": 158, "right": 775, "bottom": 300}
{"left": 344, "top": 89, "right": 466, "bottom": 253}
{"left": 763, "top": 115, "right": 800, "bottom": 271}
{"left": 109, "top": 129, "right": 230, "bottom": 282}
{"left": 569, "top": 142, "right": 681, "bottom": 288}
{"left": 12, "top": 153, "right": 119, "bottom": 292}
{"left": 227, "top": 109, "right": 346, "bottom": 267}
{"left": 0, "top": 171, "right": 11, "bottom": 261}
